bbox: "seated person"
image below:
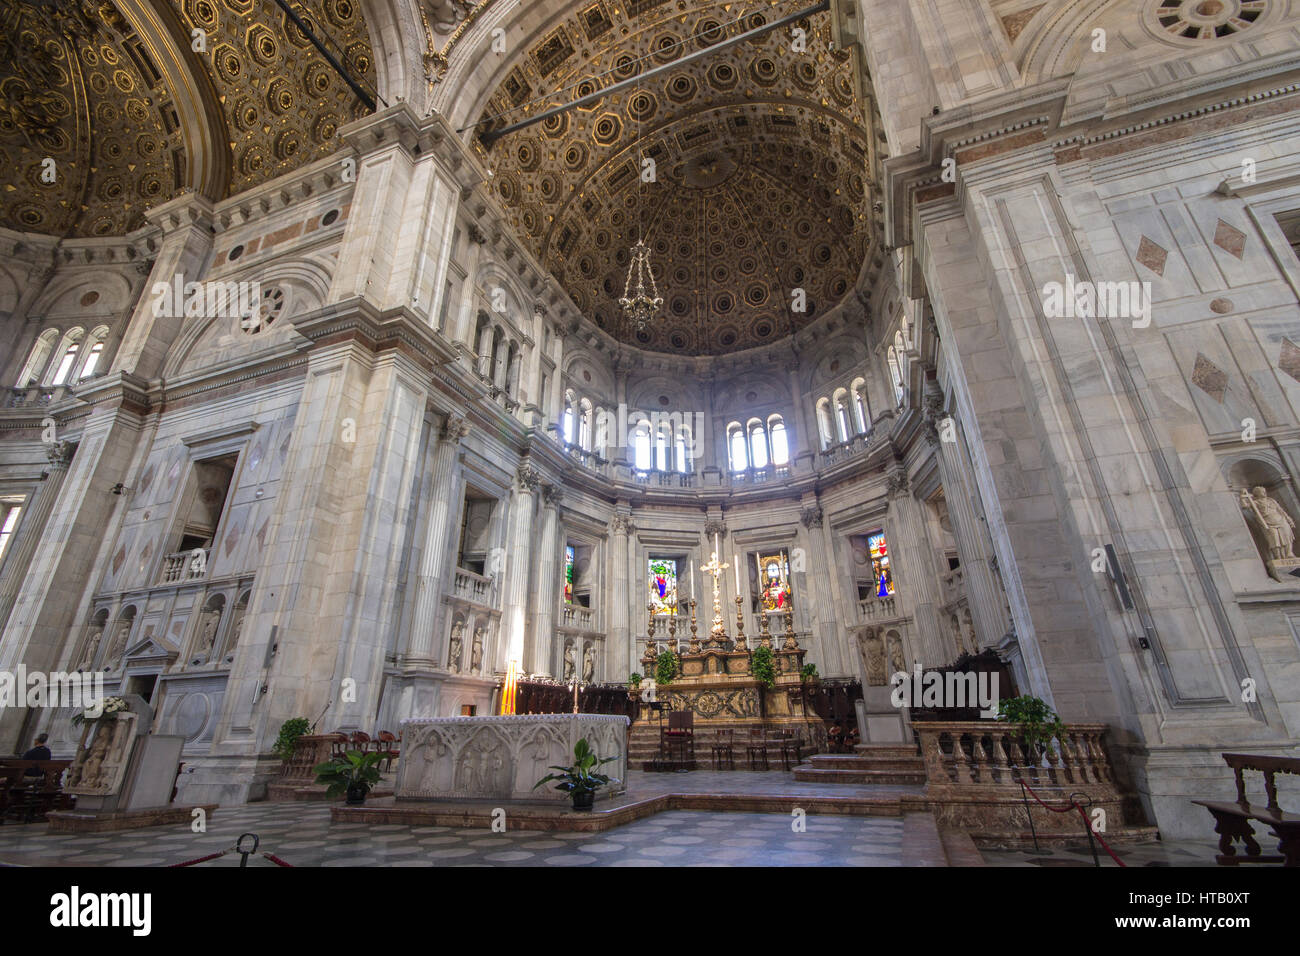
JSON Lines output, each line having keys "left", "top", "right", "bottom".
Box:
{"left": 21, "top": 733, "right": 51, "bottom": 777}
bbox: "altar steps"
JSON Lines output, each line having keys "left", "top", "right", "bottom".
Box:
{"left": 792, "top": 745, "right": 927, "bottom": 786}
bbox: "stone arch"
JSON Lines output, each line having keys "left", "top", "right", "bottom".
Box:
{"left": 357, "top": 0, "right": 427, "bottom": 108}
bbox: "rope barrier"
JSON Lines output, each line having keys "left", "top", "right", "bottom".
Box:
{"left": 166, "top": 834, "right": 294, "bottom": 867}
{"left": 1018, "top": 779, "right": 1126, "bottom": 867}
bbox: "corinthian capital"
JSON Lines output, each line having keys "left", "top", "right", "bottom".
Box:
{"left": 441, "top": 412, "right": 471, "bottom": 444}
{"left": 799, "top": 504, "right": 823, "bottom": 529}
{"left": 610, "top": 513, "right": 634, "bottom": 536}
{"left": 516, "top": 464, "right": 542, "bottom": 492}
{"left": 543, "top": 484, "right": 565, "bottom": 507}
{"left": 44, "top": 439, "right": 75, "bottom": 470}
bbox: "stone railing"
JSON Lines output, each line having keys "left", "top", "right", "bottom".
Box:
{"left": 4, "top": 385, "right": 68, "bottom": 408}
{"left": 858, "top": 595, "right": 898, "bottom": 621}
{"left": 632, "top": 468, "right": 696, "bottom": 487}
{"left": 161, "top": 548, "right": 209, "bottom": 584}
{"left": 562, "top": 605, "right": 594, "bottom": 630}
{"left": 453, "top": 567, "right": 493, "bottom": 604}
{"left": 915, "top": 721, "right": 1117, "bottom": 792}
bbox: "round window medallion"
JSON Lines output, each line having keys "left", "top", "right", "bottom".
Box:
{"left": 321, "top": 208, "right": 340, "bottom": 226}
{"left": 239, "top": 286, "right": 285, "bottom": 335}
{"left": 80, "top": 290, "right": 99, "bottom": 307}
{"left": 745, "top": 390, "right": 758, "bottom": 402}
{"left": 658, "top": 395, "right": 670, "bottom": 406}
{"left": 228, "top": 244, "right": 244, "bottom": 262}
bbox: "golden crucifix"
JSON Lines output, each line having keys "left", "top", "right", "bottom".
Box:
{"left": 699, "top": 550, "right": 730, "bottom": 647}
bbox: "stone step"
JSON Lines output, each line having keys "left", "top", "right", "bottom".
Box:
{"left": 791, "top": 764, "right": 927, "bottom": 785}
{"left": 853, "top": 743, "right": 921, "bottom": 759}
{"left": 802, "top": 753, "right": 925, "bottom": 772}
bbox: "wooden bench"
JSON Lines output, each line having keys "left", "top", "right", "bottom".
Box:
{"left": 0, "top": 760, "right": 74, "bottom": 824}
{"left": 1193, "top": 753, "right": 1299, "bottom": 866}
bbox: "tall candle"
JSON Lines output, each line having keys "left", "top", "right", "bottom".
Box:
{"left": 735, "top": 555, "right": 741, "bottom": 592}
{"left": 714, "top": 532, "right": 720, "bottom": 558}
{"left": 689, "top": 559, "right": 694, "bottom": 599}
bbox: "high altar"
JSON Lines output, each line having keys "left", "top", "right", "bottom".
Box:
{"left": 634, "top": 548, "right": 825, "bottom": 752}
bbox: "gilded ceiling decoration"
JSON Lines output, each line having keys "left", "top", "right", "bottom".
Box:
{"left": 0, "top": 0, "right": 375, "bottom": 237}
{"left": 479, "top": 1, "right": 873, "bottom": 355}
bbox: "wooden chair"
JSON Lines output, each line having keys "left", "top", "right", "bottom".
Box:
{"left": 661, "top": 711, "right": 695, "bottom": 766}
{"left": 349, "top": 731, "right": 372, "bottom": 753}
{"left": 329, "top": 732, "right": 350, "bottom": 759}
{"left": 769, "top": 729, "right": 804, "bottom": 771}
{"left": 1193, "top": 753, "right": 1300, "bottom": 866}
{"left": 745, "top": 728, "right": 769, "bottom": 771}
{"left": 376, "top": 731, "right": 400, "bottom": 772}
{"left": 711, "top": 729, "right": 736, "bottom": 770}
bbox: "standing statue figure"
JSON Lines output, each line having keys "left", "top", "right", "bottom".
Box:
{"left": 106, "top": 620, "right": 132, "bottom": 669}
{"left": 857, "top": 629, "right": 887, "bottom": 686}
{"left": 79, "top": 629, "right": 103, "bottom": 670}
{"left": 562, "top": 641, "right": 575, "bottom": 682}
{"left": 1240, "top": 486, "right": 1297, "bottom": 560}
{"left": 470, "top": 626, "right": 484, "bottom": 673}
{"left": 886, "top": 633, "right": 907, "bottom": 676}
{"left": 448, "top": 621, "right": 464, "bottom": 673}
{"left": 582, "top": 643, "right": 595, "bottom": 683}
{"left": 199, "top": 608, "right": 221, "bottom": 651}
{"left": 227, "top": 614, "right": 245, "bottom": 656}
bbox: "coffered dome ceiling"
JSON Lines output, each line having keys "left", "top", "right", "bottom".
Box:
{"left": 0, "top": 0, "right": 374, "bottom": 237}
{"left": 478, "top": 1, "right": 875, "bottom": 355}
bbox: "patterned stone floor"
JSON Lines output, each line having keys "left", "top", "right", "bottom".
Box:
{"left": 980, "top": 838, "right": 1221, "bottom": 868}
{"left": 0, "top": 804, "right": 906, "bottom": 867}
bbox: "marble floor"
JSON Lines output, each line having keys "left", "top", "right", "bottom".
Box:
{"left": 0, "top": 804, "right": 906, "bottom": 867}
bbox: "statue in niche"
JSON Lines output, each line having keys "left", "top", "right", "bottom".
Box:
{"left": 198, "top": 607, "right": 221, "bottom": 653}
{"left": 857, "top": 630, "right": 887, "bottom": 686}
{"left": 1240, "top": 486, "right": 1300, "bottom": 578}
{"left": 448, "top": 621, "right": 464, "bottom": 673}
{"left": 582, "top": 643, "right": 595, "bottom": 683}
{"left": 106, "top": 620, "right": 132, "bottom": 669}
{"left": 886, "top": 633, "right": 907, "bottom": 676}
{"left": 562, "top": 641, "right": 575, "bottom": 682}
{"left": 79, "top": 628, "right": 103, "bottom": 670}
{"left": 470, "top": 626, "right": 484, "bottom": 673}
{"left": 226, "top": 614, "right": 245, "bottom": 657}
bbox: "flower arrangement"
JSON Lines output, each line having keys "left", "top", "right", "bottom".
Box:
{"left": 71, "top": 696, "right": 128, "bottom": 726}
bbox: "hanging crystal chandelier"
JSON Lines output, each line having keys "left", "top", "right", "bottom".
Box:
{"left": 618, "top": 238, "right": 662, "bottom": 332}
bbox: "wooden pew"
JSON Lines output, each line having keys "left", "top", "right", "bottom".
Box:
{"left": 0, "top": 759, "right": 74, "bottom": 824}
{"left": 1193, "top": 753, "right": 1299, "bottom": 866}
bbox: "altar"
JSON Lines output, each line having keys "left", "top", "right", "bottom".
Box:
{"left": 395, "top": 714, "right": 628, "bottom": 803}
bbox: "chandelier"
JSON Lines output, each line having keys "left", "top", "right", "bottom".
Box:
{"left": 618, "top": 238, "right": 662, "bottom": 332}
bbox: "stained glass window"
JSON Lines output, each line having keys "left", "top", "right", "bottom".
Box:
{"left": 868, "top": 531, "right": 895, "bottom": 597}
{"left": 648, "top": 558, "right": 678, "bottom": 615}
{"left": 564, "top": 545, "right": 575, "bottom": 604}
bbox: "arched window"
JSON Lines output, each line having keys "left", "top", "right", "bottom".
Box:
{"left": 832, "top": 388, "right": 851, "bottom": 443}
{"left": 655, "top": 424, "right": 671, "bottom": 471}
{"left": 579, "top": 398, "right": 593, "bottom": 450}
{"left": 562, "top": 389, "right": 577, "bottom": 444}
{"left": 17, "top": 329, "right": 59, "bottom": 387}
{"left": 815, "top": 398, "right": 834, "bottom": 450}
{"left": 887, "top": 347, "right": 905, "bottom": 406}
{"left": 632, "top": 421, "right": 652, "bottom": 470}
{"left": 78, "top": 325, "right": 110, "bottom": 380}
{"left": 727, "top": 422, "right": 747, "bottom": 472}
{"left": 675, "top": 426, "right": 690, "bottom": 473}
{"left": 769, "top": 415, "right": 789, "bottom": 466}
{"left": 48, "top": 328, "right": 84, "bottom": 386}
{"left": 900, "top": 313, "right": 911, "bottom": 350}
{"left": 851, "top": 377, "right": 869, "bottom": 433}
{"left": 748, "top": 418, "right": 768, "bottom": 469}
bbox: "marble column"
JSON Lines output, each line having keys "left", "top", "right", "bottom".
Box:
{"left": 528, "top": 485, "right": 563, "bottom": 675}
{"left": 406, "top": 413, "right": 469, "bottom": 666}
{"left": 884, "top": 463, "right": 948, "bottom": 667}
{"left": 500, "top": 463, "right": 540, "bottom": 672}
{"left": 799, "top": 500, "right": 846, "bottom": 676}
{"left": 0, "top": 441, "right": 74, "bottom": 634}
{"left": 610, "top": 508, "right": 633, "bottom": 676}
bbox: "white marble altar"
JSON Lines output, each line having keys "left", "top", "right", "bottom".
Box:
{"left": 395, "top": 714, "right": 628, "bottom": 803}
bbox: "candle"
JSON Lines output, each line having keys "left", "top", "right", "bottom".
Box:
{"left": 688, "top": 559, "right": 694, "bottom": 600}
{"left": 714, "top": 532, "right": 720, "bottom": 558}
{"left": 735, "top": 555, "right": 740, "bottom": 592}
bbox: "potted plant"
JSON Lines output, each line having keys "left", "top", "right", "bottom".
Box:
{"left": 272, "top": 716, "right": 310, "bottom": 766}
{"left": 628, "top": 672, "right": 643, "bottom": 698}
{"left": 532, "top": 736, "right": 620, "bottom": 811}
{"left": 313, "top": 750, "right": 386, "bottom": 805}
{"left": 996, "top": 695, "right": 1066, "bottom": 764}
{"left": 654, "top": 650, "right": 678, "bottom": 686}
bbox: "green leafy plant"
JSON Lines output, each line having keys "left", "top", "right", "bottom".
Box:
{"left": 272, "top": 717, "right": 311, "bottom": 763}
{"left": 800, "top": 663, "right": 819, "bottom": 681}
{"left": 532, "top": 737, "right": 619, "bottom": 796}
{"left": 312, "top": 750, "right": 385, "bottom": 798}
{"left": 996, "top": 695, "right": 1066, "bottom": 751}
{"left": 628, "top": 672, "right": 643, "bottom": 689}
{"left": 751, "top": 646, "right": 777, "bottom": 688}
{"left": 655, "top": 651, "right": 678, "bottom": 686}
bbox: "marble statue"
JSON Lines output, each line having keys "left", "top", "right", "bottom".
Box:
{"left": 858, "top": 630, "right": 887, "bottom": 686}
{"left": 562, "top": 640, "right": 575, "bottom": 682}
{"left": 79, "top": 629, "right": 102, "bottom": 670}
{"left": 886, "top": 633, "right": 906, "bottom": 675}
{"left": 582, "top": 643, "right": 595, "bottom": 683}
{"left": 199, "top": 607, "right": 221, "bottom": 651}
{"left": 470, "top": 626, "right": 483, "bottom": 673}
{"left": 227, "top": 614, "right": 244, "bottom": 654}
{"left": 106, "top": 620, "right": 132, "bottom": 669}
{"left": 448, "top": 621, "right": 463, "bottom": 673}
{"left": 1240, "top": 486, "right": 1297, "bottom": 560}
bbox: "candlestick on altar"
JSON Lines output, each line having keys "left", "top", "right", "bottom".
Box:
{"left": 688, "top": 599, "right": 701, "bottom": 654}
{"left": 782, "top": 603, "right": 800, "bottom": 651}
{"left": 759, "top": 606, "right": 773, "bottom": 649}
{"left": 733, "top": 594, "right": 748, "bottom": 651}
{"left": 572, "top": 680, "right": 579, "bottom": 714}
